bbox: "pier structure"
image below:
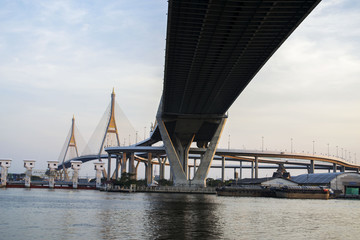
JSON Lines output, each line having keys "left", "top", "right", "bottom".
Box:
{"left": 47, "top": 160, "right": 58, "bottom": 188}
{"left": 23, "top": 160, "right": 35, "bottom": 188}
{"left": 94, "top": 162, "right": 105, "bottom": 189}
{"left": 0, "top": 159, "right": 12, "bottom": 187}
{"left": 71, "top": 160, "right": 82, "bottom": 189}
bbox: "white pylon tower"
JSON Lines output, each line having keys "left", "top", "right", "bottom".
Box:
{"left": 98, "top": 88, "right": 121, "bottom": 158}
{"left": 61, "top": 115, "right": 79, "bottom": 181}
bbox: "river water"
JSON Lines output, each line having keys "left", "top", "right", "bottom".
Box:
{"left": 0, "top": 188, "right": 359, "bottom": 240}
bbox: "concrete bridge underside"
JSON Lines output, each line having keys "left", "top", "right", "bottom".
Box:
{"left": 155, "top": 0, "right": 321, "bottom": 186}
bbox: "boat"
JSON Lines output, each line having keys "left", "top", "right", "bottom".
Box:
{"left": 274, "top": 186, "right": 330, "bottom": 199}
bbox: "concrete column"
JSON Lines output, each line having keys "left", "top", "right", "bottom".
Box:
{"left": 193, "top": 159, "right": 197, "bottom": 178}
{"left": 146, "top": 153, "right": 152, "bottom": 185}
{"left": 71, "top": 161, "right": 82, "bottom": 189}
{"left": 251, "top": 161, "right": 254, "bottom": 179}
{"left": 94, "top": 162, "right": 105, "bottom": 189}
{"left": 192, "top": 118, "right": 227, "bottom": 187}
{"left": 47, "top": 160, "right": 58, "bottom": 189}
{"left": 255, "top": 157, "right": 259, "bottom": 179}
{"left": 340, "top": 166, "right": 345, "bottom": 172}
{"left": 309, "top": 160, "right": 315, "bottom": 174}
{"left": 121, "top": 152, "right": 127, "bottom": 175}
{"left": 134, "top": 160, "right": 140, "bottom": 180}
{"left": 107, "top": 154, "right": 111, "bottom": 181}
{"left": 159, "top": 158, "right": 165, "bottom": 180}
{"left": 23, "top": 160, "right": 35, "bottom": 188}
{"left": 333, "top": 163, "right": 337, "bottom": 173}
{"left": 115, "top": 154, "right": 120, "bottom": 179}
{"left": 129, "top": 153, "right": 135, "bottom": 179}
{"left": 0, "top": 160, "right": 11, "bottom": 187}
{"left": 239, "top": 161, "right": 242, "bottom": 179}
{"left": 221, "top": 156, "right": 225, "bottom": 182}
{"left": 170, "top": 167, "right": 173, "bottom": 182}
{"left": 233, "top": 168, "right": 237, "bottom": 180}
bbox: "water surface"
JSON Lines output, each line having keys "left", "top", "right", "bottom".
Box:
{"left": 0, "top": 188, "right": 359, "bottom": 239}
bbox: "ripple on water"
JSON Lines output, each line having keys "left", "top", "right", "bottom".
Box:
{"left": 1, "top": 189, "right": 360, "bottom": 240}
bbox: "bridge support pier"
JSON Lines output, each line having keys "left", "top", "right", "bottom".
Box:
{"left": 251, "top": 161, "right": 254, "bottom": 179}
{"left": 71, "top": 161, "right": 82, "bottom": 189}
{"left": 129, "top": 153, "right": 135, "bottom": 180}
{"left": 94, "top": 162, "right": 105, "bottom": 189}
{"left": 340, "top": 166, "right": 345, "bottom": 172}
{"left": 159, "top": 157, "right": 165, "bottom": 180}
{"left": 0, "top": 160, "right": 11, "bottom": 187}
{"left": 255, "top": 157, "right": 259, "bottom": 179}
{"left": 333, "top": 163, "right": 337, "bottom": 173}
{"left": 308, "top": 160, "right": 315, "bottom": 174}
{"left": 107, "top": 154, "right": 111, "bottom": 181}
{"left": 47, "top": 161, "right": 58, "bottom": 189}
{"left": 115, "top": 154, "right": 120, "bottom": 179}
{"left": 121, "top": 153, "right": 127, "bottom": 176}
{"left": 239, "top": 161, "right": 242, "bottom": 179}
{"left": 24, "top": 160, "right": 35, "bottom": 188}
{"left": 221, "top": 157, "right": 225, "bottom": 182}
{"left": 146, "top": 153, "right": 152, "bottom": 185}
{"left": 157, "top": 99, "right": 227, "bottom": 187}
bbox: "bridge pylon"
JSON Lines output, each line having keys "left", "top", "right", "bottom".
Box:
{"left": 59, "top": 115, "right": 80, "bottom": 181}
{"left": 98, "top": 88, "right": 121, "bottom": 157}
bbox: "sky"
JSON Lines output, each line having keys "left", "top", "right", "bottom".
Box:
{"left": 0, "top": 0, "right": 359, "bottom": 179}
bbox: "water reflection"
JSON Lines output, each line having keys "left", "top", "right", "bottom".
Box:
{"left": 144, "top": 194, "right": 222, "bottom": 239}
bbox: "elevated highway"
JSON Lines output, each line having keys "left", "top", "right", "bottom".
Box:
{"left": 153, "top": 0, "right": 322, "bottom": 186}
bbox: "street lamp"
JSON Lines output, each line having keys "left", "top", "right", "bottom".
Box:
{"left": 228, "top": 134, "right": 230, "bottom": 150}
{"left": 327, "top": 143, "right": 330, "bottom": 156}
{"left": 312, "top": 140, "right": 315, "bottom": 155}
{"left": 291, "top": 138, "right": 293, "bottom": 153}
{"left": 262, "top": 136, "right": 264, "bottom": 152}
{"left": 336, "top": 146, "right": 339, "bottom": 158}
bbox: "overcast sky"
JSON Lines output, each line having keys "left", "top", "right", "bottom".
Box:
{"left": 1, "top": 0, "right": 359, "bottom": 176}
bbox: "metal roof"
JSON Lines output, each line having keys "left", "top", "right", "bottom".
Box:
{"left": 291, "top": 172, "right": 345, "bottom": 184}
{"left": 163, "top": 0, "right": 321, "bottom": 116}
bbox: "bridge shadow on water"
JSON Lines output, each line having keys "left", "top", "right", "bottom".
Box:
{"left": 143, "top": 194, "right": 222, "bottom": 239}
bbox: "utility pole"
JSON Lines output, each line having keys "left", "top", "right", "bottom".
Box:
{"left": 291, "top": 138, "right": 293, "bottom": 153}
{"left": 144, "top": 126, "right": 146, "bottom": 140}
{"left": 228, "top": 134, "right": 230, "bottom": 150}
{"left": 312, "top": 140, "right": 315, "bottom": 155}
{"left": 262, "top": 136, "right": 264, "bottom": 152}
{"left": 327, "top": 143, "right": 330, "bottom": 156}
